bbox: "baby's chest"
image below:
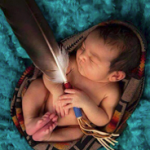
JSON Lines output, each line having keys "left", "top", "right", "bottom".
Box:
{"left": 67, "top": 74, "right": 104, "bottom": 106}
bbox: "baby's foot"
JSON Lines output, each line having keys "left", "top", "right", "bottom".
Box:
{"left": 32, "top": 113, "right": 58, "bottom": 141}
{"left": 26, "top": 112, "right": 52, "bottom": 135}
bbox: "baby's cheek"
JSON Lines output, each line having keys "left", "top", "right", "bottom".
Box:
{"left": 95, "top": 69, "right": 107, "bottom": 80}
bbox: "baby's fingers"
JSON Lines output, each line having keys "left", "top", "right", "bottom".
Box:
{"left": 55, "top": 104, "right": 60, "bottom": 117}
{"left": 64, "top": 107, "right": 69, "bottom": 115}
{"left": 63, "top": 104, "right": 73, "bottom": 110}
{"left": 60, "top": 105, "right": 65, "bottom": 117}
{"left": 58, "top": 99, "right": 72, "bottom": 106}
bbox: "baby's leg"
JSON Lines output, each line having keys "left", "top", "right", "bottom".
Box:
{"left": 22, "top": 78, "right": 55, "bottom": 135}
{"left": 32, "top": 125, "right": 84, "bottom": 142}
{"left": 32, "top": 108, "right": 87, "bottom": 141}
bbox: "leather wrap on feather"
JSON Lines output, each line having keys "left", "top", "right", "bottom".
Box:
{"left": 0, "top": 0, "right": 69, "bottom": 83}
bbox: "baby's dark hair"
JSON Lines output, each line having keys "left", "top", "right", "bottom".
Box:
{"left": 94, "top": 23, "right": 141, "bottom": 79}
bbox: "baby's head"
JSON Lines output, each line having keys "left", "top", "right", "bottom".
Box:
{"left": 76, "top": 23, "right": 141, "bottom": 82}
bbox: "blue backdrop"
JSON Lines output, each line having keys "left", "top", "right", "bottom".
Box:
{"left": 0, "top": 0, "right": 150, "bottom": 149}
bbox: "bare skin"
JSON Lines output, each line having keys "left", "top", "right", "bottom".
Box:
{"left": 22, "top": 55, "right": 121, "bottom": 141}
{"left": 22, "top": 30, "right": 123, "bottom": 142}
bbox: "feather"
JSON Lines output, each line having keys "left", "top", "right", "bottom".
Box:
{"left": 45, "top": 46, "right": 69, "bottom": 83}
{"left": 0, "top": 0, "right": 69, "bottom": 83}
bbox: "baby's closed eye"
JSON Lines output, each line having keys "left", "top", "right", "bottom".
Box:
{"left": 90, "top": 58, "right": 94, "bottom": 63}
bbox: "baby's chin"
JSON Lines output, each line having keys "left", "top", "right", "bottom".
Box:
{"left": 77, "top": 65, "right": 92, "bottom": 80}
{"left": 77, "top": 63, "right": 103, "bottom": 82}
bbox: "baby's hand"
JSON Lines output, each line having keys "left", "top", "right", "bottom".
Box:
{"left": 50, "top": 87, "right": 68, "bottom": 118}
{"left": 58, "top": 88, "right": 90, "bottom": 109}
{"left": 54, "top": 100, "right": 69, "bottom": 117}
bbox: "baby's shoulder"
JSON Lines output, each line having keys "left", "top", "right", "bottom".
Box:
{"left": 96, "top": 82, "right": 121, "bottom": 114}
{"left": 101, "top": 82, "right": 121, "bottom": 104}
{"left": 106, "top": 82, "right": 121, "bottom": 97}
{"left": 107, "top": 82, "right": 121, "bottom": 91}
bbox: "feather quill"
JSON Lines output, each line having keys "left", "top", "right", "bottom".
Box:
{"left": 24, "top": 0, "right": 69, "bottom": 83}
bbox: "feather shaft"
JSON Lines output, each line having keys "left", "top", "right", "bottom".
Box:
{"left": 25, "top": 0, "right": 68, "bottom": 83}
{"left": 0, "top": 0, "right": 69, "bottom": 83}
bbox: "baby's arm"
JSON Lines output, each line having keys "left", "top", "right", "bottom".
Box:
{"left": 82, "top": 87, "right": 120, "bottom": 127}
{"left": 42, "top": 59, "right": 72, "bottom": 117}
{"left": 42, "top": 57, "right": 71, "bottom": 98}
{"left": 42, "top": 74, "right": 64, "bottom": 99}
{"left": 42, "top": 74, "right": 69, "bottom": 117}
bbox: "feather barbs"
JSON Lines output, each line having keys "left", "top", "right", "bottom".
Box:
{"left": 44, "top": 46, "right": 69, "bottom": 83}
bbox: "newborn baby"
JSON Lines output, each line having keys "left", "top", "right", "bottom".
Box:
{"left": 22, "top": 23, "right": 141, "bottom": 142}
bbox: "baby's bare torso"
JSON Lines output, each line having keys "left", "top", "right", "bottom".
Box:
{"left": 43, "top": 55, "right": 120, "bottom": 120}
{"left": 66, "top": 56, "right": 109, "bottom": 106}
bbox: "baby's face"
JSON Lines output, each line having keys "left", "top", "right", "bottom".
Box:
{"left": 76, "top": 30, "right": 119, "bottom": 82}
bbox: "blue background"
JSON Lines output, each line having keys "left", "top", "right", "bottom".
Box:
{"left": 0, "top": 0, "right": 150, "bottom": 149}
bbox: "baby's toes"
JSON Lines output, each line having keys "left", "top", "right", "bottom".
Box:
{"left": 52, "top": 116, "right": 58, "bottom": 122}
{"left": 49, "top": 122, "right": 57, "bottom": 131}
{"left": 49, "top": 113, "right": 57, "bottom": 120}
{"left": 37, "top": 112, "right": 51, "bottom": 125}
{"left": 43, "top": 112, "right": 51, "bottom": 119}
{"left": 49, "top": 125, "right": 53, "bottom": 132}
{"left": 37, "top": 119, "right": 43, "bottom": 125}
{"left": 52, "top": 122, "right": 57, "bottom": 129}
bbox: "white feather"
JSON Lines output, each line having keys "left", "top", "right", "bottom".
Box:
{"left": 22, "top": 1, "right": 69, "bottom": 84}
{"left": 45, "top": 46, "right": 69, "bottom": 83}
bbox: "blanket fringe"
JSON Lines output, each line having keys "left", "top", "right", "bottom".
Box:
{"left": 77, "top": 118, "right": 119, "bottom": 150}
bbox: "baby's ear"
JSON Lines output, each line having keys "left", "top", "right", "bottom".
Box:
{"left": 109, "top": 71, "right": 126, "bottom": 82}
